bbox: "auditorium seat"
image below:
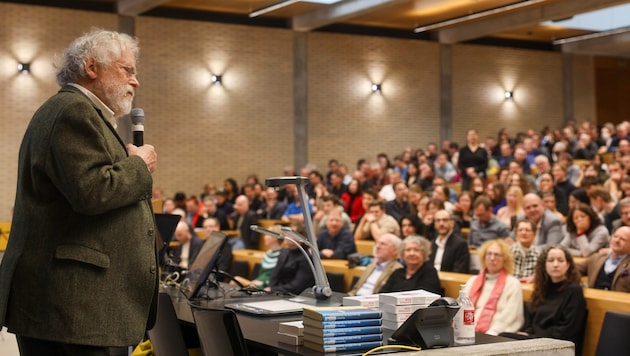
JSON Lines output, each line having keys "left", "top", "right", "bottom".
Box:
{"left": 192, "top": 307, "right": 249, "bottom": 356}
{"left": 595, "top": 311, "right": 630, "bottom": 356}
{"left": 147, "top": 293, "right": 188, "bottom": 356}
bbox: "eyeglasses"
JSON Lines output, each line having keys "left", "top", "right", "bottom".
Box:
{"left": 117, "top": 63, "right": 137, "bottom": 78}
{"left": 485, "top": 252, "right": 504, "bottom": 259}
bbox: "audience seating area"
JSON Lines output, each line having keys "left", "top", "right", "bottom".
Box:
{"left": 230, "top": 249, "right": 630, "bottom": 356}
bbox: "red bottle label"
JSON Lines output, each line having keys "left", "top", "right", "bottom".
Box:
{"left": 463, "top": 309, "right": 475, "bottom": 325}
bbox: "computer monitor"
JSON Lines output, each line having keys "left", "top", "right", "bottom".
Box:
{"left": 181, "top": 231, "right": 229, "bottom": 300}
{"left": 390, "top": 297, "right": 460, "bottom": 349}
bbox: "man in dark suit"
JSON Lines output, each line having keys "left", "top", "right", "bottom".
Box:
{"left": 231, "top": 195, "right": 259, "bottom": 250}
{"left": 577, "top": 226, "right": 630, "bottom": 292}
{"left": 171, "top": 222, "right": 204, "bottom": 269}
{"left": 430, "top": 210, "right": 470, "bottom": 273}
{"left": 0, "top": 29, "right": 158, "bottom": 354}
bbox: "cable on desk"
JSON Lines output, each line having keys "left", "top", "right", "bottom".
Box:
{"left": 362, "top": 345, "right": 422, "bottom": 355}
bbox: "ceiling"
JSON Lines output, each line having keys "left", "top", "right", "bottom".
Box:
{"left": 14, "top": 0, "right": 630, "bottom": 57}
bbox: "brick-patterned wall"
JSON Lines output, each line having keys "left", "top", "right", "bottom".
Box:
{"left": 451, "top": 44, "right": 566, "bottom": 143}
{"left": 135, "top": 17, "right": 294, "bottom": 199}
{"left": 307, "top": 33, "right": 441, "bottom": 170}
{"left": 0, "top": 3, "right": 597, "bottom": 221}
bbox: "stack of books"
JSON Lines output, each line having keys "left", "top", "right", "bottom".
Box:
{"left": 302, "top": 306, "right": 384, "bottom": 353}
{"left": 342, "top": 294, "right": 380, "bottom": 308}
{"left": 277, "top": 320, "right": 304, "bottom": 346}
{"left": 379, "top": 290, "right": 441, "bottom": 330}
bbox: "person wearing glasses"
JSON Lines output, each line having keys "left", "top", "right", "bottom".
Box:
{"left": 429, "top": 210, "right": 470, "bottom": 273}
{"left": 464, "top": 240, "right": 524, "bottom": 335}
{"left": 510, "top": 219, "right": 540, "bottom": 283}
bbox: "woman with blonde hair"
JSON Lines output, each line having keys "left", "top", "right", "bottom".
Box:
{"left": 496, "top": 186, "right": 524, "bottom": 231}
{"left": 464, "top": 239, "right": 524, "bottom": 335}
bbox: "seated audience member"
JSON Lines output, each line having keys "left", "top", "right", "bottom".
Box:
{"left": 400, "top": 214, "right": 423, "bottom": 239}
{"left": 347, "top": 234, "right": 403, "bottom": 296}
{"left": 496, "top": 186, "right": 524, "bottom": 231}
{"left": 384, "top": 181, "right": 411, "bottom": 223}
{"left": 317, "top": 209, "right": 356, "bottom": 259}
{"left": 281, "top": 184, "right": 313, "bottom": 224}
{"left": 259, "top": 186, "right": 287, "bottom": 220}
{"left": 552, "top": 163, "right": 576, "bottom": 199}
{"left": 539, "top": 191, "right": 566, "bottom": 224}
{"left": 354, "top": 201, "right": 401, "bottom": 241}
{"left": 521, "top": 193, "right": 564, "bottom": 248}
{"left": 568, "top": 188, "right": 590, "bottom": 210}
{"left": 162, "top": 198, "right": 176, "bottom": 214}
{"left": 577, "top": 226, "right": 630, "bottom": 292}
{"left": 234, "top": 225, "right": 283, "bottom": 290}
{"left": 561, "top": 203, "right": 610, "bottom": 257}
{"left": 171, "top": 221, "right": 204, "bottom": 269}
{"left": 215, "top": 189, "right": 234, "bottom": 216}
{"left": 313, "top": 195, "right": 351, "bottom": 234}
{"left": 612, "top": 196, "right": 630, "bottom": 231}
{"left": 452, "top": 191, "right": 474, "bottom": 229}
{"left": 328, "top": 170, "right": 348, "bottom": 198}
{"left": 509, "top": 245, "right": 587, "bottom": 352}
{"left": 430, "top": 210, "right": 470, "bottom": 273}
{"left": 200, "top": 195, "right": 231, "bottom": 230}
{"left": 184, "top": 196, "right": 205, "bottom": 228}
{"left": 340, "top": 178, "right": 364, "bottom": 224}
{"left": 588, "top": 187, "right": 616, "bottom": 231}
{"left": 434, "top": 153, "right": 458, "bottom": 183}
{"left": 265, "top": 239, "right": 315, "bottom": 295}
{"left": 378, "top": 170, "right": 402, "bottom": 202}
{"left": 201, "top": 217, "right": 233, "bottom": 278}
{"left": 469, "top": 195, "right": 511, "bottom": 248}
{"left": 464, "top": 240, "right": 524, "bottom": 335}
{"left": 380, "top": 235, "right": 444, "bottom": 296}
{"left": 537, "top": 172, "right": 568, "bottom": 216}
{"left": 510, "top": 219, "right": 540, "bottom": 282}
{"left": 230, "top": 195, "right": 259, "bottom": 250}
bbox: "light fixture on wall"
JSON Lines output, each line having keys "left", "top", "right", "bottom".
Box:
{"left": 504, "top": 91, "right": 513, "bottom": 100}
{"left": 17, "top": 62, "right": 30, "bottom": 74}
{"left": 211, "top": 74, "right": 222, "bottom": 85}
{"left": 371, "top": 83, "right": 382, "bottom": 94}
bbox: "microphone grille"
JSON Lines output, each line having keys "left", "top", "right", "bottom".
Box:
{"left": 130, "top": 108, "right": 144, "bottom": 125}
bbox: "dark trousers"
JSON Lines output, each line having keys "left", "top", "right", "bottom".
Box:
{"left": 16, "top": 335, "right": 115, "bottom": 356}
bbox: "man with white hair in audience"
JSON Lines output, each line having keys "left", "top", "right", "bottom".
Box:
{"left": 577, "top": 226, "right": 630, "bottom": 292}
{"left": 347, "top": 233, "right": 403, "bottom": 296}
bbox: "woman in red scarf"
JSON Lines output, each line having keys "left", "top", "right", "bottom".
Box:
{"left": 465, "top": 239, "right": 524, "bottom": 335}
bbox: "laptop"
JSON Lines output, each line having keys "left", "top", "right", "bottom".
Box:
{"left": 180, "top": 231, "right": 229, "bottom": 300}
{"left": 154, "top": 213, "right": 181, "bottom": 267}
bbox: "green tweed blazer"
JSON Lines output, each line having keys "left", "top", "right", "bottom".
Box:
{"left": 0, "top": 85, "right": 158, "bottom": 347}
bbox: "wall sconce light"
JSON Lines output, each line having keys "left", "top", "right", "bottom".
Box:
{"left": 18, "top": 62, "right": 30, "bottom": 74}
{"left": 371, "top": 83, "right": 382, "bottom": 94}
{"left": 504, "top": 91, "right": 513, "bottom": 100}
{"left": 211, "top": 74, "right": 222, "bottom": 85}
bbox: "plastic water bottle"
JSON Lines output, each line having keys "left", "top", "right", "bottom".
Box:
{"left": 453, "top": 285, "right": 475, "bottom": 345}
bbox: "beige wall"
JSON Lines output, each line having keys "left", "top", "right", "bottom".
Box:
{"left": 0, "top": 3, "right": 595, "bottom": 221}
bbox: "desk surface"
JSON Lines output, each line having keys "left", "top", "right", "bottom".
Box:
{"left": 164, "top": 286, "right": 515, "bottom": 356}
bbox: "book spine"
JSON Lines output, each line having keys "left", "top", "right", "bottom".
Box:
{"left": 316, "top": 318, "right": 383, "bottom": 328}
{"left": 321, "top": 340, "right": 384, "bottom": 352}
{"left": 305, "top": 326, "right": 383, "bottom": 337}
{"left": 321, "top": 333, "right": 383, "bottom": 345}
{"left": 317, "top": 311, "right": 382, "bottom": 321}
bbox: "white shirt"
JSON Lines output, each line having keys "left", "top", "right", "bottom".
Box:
{"left": 356, "top": 261, "right": 390, "bottom": 296}
{"left": 68, "top": 83, "right": 117, "bottom": 128}
{"left": 434, "top": 233, "right": 451, "bottom": 271}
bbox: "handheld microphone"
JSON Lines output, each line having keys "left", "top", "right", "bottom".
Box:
{"left": 130, "top": 108, "right": 144, "bottom": 146}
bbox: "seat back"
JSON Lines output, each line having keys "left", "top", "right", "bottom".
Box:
{"left": 326, "top": 271, "right": 346, "bottom": 293}
{"left": 192, "top": 307, "right": 249, "bottom": 356}
{"left": 595, "top": 311, "right": 630, "bottom": 356}
{"left": 147, "top": 293, "right": 189, "bottom": 356}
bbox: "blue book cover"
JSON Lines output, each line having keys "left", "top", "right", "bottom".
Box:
{"left": 303, "top": 307, "right": 382, "bottom": 321}
{"left": 302, "top": 317, "right": 382, "bottom": 329}
{"left": 303, "top": 325, "right": 383, "bottom": 338}
{"left": 303, "top": 332, "right": 383, "bottom": 345}
{"left": 303, "top": 340, "right": 384, "bottom": 352}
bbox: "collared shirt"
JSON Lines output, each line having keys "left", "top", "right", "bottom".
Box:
{"left": 511, "top": 242, "right": 540, "bottom": 279}
{"left": 433, "top": 232, "right": 451, "bottom": 271}
{"left": 68, "top": 83, "right": 117, "bottom": 128}
{"left": 179, "top": 240, "right": 190, "bottom": 269}
{"left": 469, "top": 216, "right": 510, "bottom": 247}
{"left": 356, "top": 260, "right": 390, "bottom": 296}
{"left": 605, "top": 253, "right": 628, "bottom": 274}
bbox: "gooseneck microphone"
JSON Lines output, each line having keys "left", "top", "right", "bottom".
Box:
{"left": 130, "top": 108, "right": 145, "bottom": 146}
